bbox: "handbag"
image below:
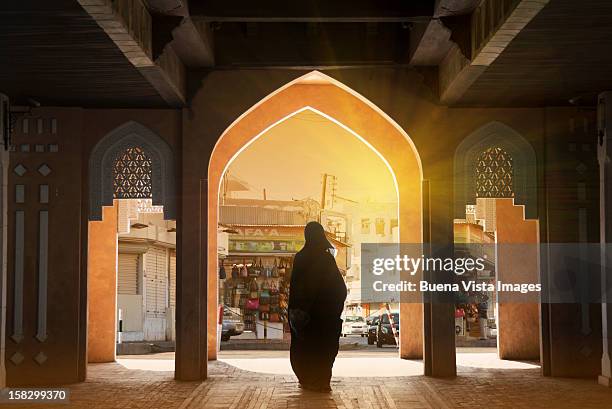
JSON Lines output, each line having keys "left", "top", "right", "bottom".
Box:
{"left": 219, "top": 264, "right": 227, "bottom": 280}
{"left": 240, "top": 261, "right": 248, "bottom": 277}
{"left": 269, "top": 313, "right": 280, "bottom": 322}
{"left": 259, "top": 304, "right": 270, "bottom": 312}
{"left": 252, "top": 258, "right": 263, "bottom": 276}
{"left": 246, "top": 298, "right": 260, "bottom": 310}
{"left": 232, "top": 265, "right": 239, "bottom": 279}
{"left": 278, "top": 259, "right": 286, "bottom": 275}
{"left": 271, "top": 259, "right": 279, "bottom": 277}
{"left": 249, "top": 279, "right": 259, "bottom": 299}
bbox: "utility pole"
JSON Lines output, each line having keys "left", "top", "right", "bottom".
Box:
{"left": 320, "top": 173, "right": 328, "bottom": 210}
{"left": 321, "top": 173, "right": 338, "bottom": 210}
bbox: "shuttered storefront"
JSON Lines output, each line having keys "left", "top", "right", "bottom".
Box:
{"left": 145, "top": 247, "right": 168, "bottom": 317}
{"left": 169, "top": 251, "right": 176, "bottom": 309}
{"left": 118, "top": 253, "right": 139, "bottom": 295}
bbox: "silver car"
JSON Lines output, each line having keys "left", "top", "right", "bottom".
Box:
{"left": 221, "top": 308, "right": 244, "bottom": 341}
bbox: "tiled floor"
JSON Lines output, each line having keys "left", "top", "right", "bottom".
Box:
{"left": 8, "top": 353, "right": 612, "bottom": 409}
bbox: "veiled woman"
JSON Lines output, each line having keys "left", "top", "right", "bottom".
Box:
{"left": 289, "top": 221, "right": 347, "bottom": 392}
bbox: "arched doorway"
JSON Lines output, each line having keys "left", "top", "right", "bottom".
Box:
{"left": 453, "top": 121, "right": 541, "bottom": 367}
{"left": 87, "top": 121, "right": 177, "bottom": 367}
{"left": 207, "top": 71, "right": 424, "bottom": 362}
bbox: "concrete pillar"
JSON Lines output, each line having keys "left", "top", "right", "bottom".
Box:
{"left": 87, "top": 203, "right": 118, "bottom": 363}
{"left": 175, "top": 108, "right": 208, "bottom": 381}
{"left": 0, "top": 144, "right": 8, "bottom": 387}
{"left": 597, "top": 92, "right": 612, "bottom": 387}
{"left": 495, "top": 199, "right": 540, "bottom": 360}
{"left": 423, "top": 179, "right": 457, "bottom": 377}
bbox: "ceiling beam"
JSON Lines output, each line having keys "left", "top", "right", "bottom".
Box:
{"left": 170, "top": 17, "right": 214, "bottom": 68}
{"left": 190, "top": 0, "right": 434, "bottom": 23}
{"left": 193, "top": 16, "right": 432, "bottom": 23}
{"left": 77, "top": 0, "right": 186, "bottom": 107}
{"left": 144, "top": 0, "right": 188, "bottom": 16}
{"left": 439, "top": 0, "right": 550, "bottom": 105}
{"left": 409, "top": 1, "right": 479, "bottom": 66}
{"left": 144, "top": 1, "right": 214, "bottom": 68}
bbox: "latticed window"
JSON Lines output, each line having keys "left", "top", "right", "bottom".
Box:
{"left": 113, "top": 146, "right": 153, "bottom": 199}
{"left": 475, "top": 146, "right": 514, "bottom": 198}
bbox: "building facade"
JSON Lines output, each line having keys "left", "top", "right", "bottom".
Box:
{"left": 0, "top": 0, "right": 611, "bottom": 390}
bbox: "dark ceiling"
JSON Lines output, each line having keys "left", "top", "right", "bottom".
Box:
{"left": 212, "top": 22, "right": 413, "bottom": 67}
{"left": 459, "top": 0, "right": 612, "bottom": 107}
{"left": 0, "top": 0, "right": 167, "bottom": 108}
{"left": 190, "top": 0, "right": 434, "bottom": 22}
{"left": 2, "top": 0, "right": 612, "bottom": 108}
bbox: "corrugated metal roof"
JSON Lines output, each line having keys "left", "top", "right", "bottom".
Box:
{"left": 219, "top": 205, "right": 308, "bottom": 225}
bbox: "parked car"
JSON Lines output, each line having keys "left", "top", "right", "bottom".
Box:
{"left": 221, "top": 307, "right": 244, "bottom": 342}
{"left": 341, "top": 315, "right": 368, "bottom": 337}
{"left": 376, "top": 312, "right": 399, "bottom": 348}
{"left": 366, "top": 316, "right": 380, "bottom": 345}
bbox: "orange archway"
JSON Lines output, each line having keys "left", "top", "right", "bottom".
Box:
{"left": 207, "top": 71, "right": 423, "bottom": 360}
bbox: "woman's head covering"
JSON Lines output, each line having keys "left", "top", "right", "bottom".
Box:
{"left": 303, "top": 221, "right": 333, "bottom": 252}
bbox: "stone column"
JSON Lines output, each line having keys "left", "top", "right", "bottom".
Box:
{"left": 87, "top": 204, "right": 118, "bottom": 363}
{"left": 0, "top": 140, "right": 8, "bottom": 388}
{"left": 598, "top": 91, "right": 612, "bottom": 387}
{"left": 495, "top": 199, "right": 540, "bottom": 360}
{"left": 423, "top": 178, "right": 457, "bottom": 377}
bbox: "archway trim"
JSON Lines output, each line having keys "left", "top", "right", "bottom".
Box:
{"left": 454, "top": 121, "right": 538, "bottom": 219}
{"left": 88, "top": 121, "right": 176, "bottom": 221}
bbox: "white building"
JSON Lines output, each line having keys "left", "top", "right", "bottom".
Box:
{"left": 115, "top": 200, "right": 177, "bottom": 343}
{"left": 322, "top": 199, "right": 398, "bottom": 316}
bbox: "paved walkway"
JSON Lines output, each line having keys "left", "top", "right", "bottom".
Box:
{"left": 9, "top": 354, "right": 612, "bottom": 408}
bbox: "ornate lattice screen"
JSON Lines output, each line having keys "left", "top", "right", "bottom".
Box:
{"left": 475, "top": 146, "right": 514, "bottom": 198}
{"left": 112, "top": 146, "right": 153, "bottom": 199}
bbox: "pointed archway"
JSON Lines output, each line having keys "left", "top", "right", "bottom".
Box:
{"left": 207, "top": 71, "right": 424, "bottom": 363}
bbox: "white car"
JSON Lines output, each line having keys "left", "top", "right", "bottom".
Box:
{"left": 341, "top": 316, "right": 368, "bottom": 337}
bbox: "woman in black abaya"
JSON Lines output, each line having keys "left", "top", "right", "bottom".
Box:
{"left": 289, "top": 221, "right": 347, "bottom": 392}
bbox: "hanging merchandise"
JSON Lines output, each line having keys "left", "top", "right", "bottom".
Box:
{"left": 278, "top": 259, "right": 286, "bottom": 276}
{"left": 279, "top": 293, "right": 288, "bottom": 309}
{"left": 219, "top": 263, "right": 227, "bottom": 280}
{"left": 247, "top": 260, "right": 256, "bottom": 276}
{"left": 246, "top": 298, "right": 260, "bottom": 310}
{"left": 221, "top": 253, "right": 297, "bottom": 337}
{"left": 263, "top": 259, "right": 272, "bottom": 278}
{"left": 249, "top": 278, "right": 259, "bottom": 299}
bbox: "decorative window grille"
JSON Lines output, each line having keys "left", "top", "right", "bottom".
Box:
{"left": 113, "top": 146, "right": 153, "bottom": 199}
{"left": 475, "top": 147, "right": 514, "bottom": 198}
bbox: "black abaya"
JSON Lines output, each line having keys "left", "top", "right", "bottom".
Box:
{"left": 289, "top": 222, "right": 347, "bottom": 391}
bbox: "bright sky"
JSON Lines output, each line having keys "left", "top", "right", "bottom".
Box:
{"left": 225, "top": 109, "right": 397, "bottom": 203}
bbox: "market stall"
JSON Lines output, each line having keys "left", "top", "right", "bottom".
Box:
{"left": 219, "top": 224, "right": 348, "bottom": 340}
